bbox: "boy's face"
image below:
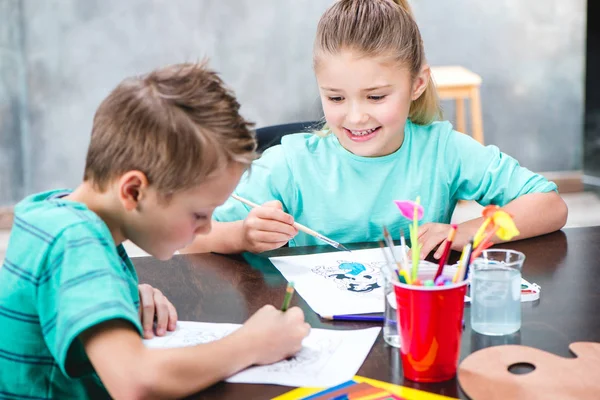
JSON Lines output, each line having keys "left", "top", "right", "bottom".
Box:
{"left": 122, "top": 163, "right": 245, "bottom": 260}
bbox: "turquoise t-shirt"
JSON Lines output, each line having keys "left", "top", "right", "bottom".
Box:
{"left": 214, "top": 120, "right": 557, "bottom": 246}
{"left": 0, "top": 190, "right": 143, "bottom": 398}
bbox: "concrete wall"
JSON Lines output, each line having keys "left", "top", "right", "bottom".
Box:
{"left": 0, "top": 0, "right": 586, "bottom": 204}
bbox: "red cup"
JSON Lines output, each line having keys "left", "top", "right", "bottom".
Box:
{"left": 393, "top": 278, "right": 468, "bottom": 382}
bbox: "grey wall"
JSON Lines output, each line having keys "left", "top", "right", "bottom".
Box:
{"left": 414, "top": 0, "right": 585, "bottom": 173}
{"left": 0, "top": 1, "right": 26, "bottom": 204}
{"left": 0, "top": 0, "right": 586, "bottom": 205}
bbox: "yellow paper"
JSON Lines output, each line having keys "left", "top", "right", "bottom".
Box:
{"left": 271, "top": 375, "right": 458, "bottom": 400}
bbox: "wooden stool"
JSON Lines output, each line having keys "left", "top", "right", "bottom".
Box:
{"left": 431, "top": 66, "right": 484, "bottom": 144}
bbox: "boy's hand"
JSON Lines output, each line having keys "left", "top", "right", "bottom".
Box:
{"left": 241, "top": 200, "right": 298, "bottom": 253}
{"left": 237, "top": 304, "right": 310, "bottom": 365}
{"left": 138, "top": 284, "right": 178, "bottom": 339}
{"left": 415, "top": 223, "right": 466, "bottom": 259}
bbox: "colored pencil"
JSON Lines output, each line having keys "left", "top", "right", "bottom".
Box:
{"left": 281, "top": 282, "right": 295, "bottom": 311}
{"left": 231, "top": 194, "right": 351, "bottom": 252}
{"left": 321, "top": 314, "right": 384, "bottom": 322}
{"left": 453, "top": 241, "right": 473, "bottom": 283}
{"left": 434, "top": 224, "right": 458, "bottom": 281}
{"left": 462, "top": 239, "right": 475, "bottom": 281}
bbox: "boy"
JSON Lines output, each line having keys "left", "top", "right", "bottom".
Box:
{"left": 0, "top": 62, "right": 310, "bottom": 399}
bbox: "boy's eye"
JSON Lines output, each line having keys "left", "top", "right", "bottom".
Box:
{"left": 368, "top": 95, "right": 386, "bottom": 101}
{"left": 328, "top": 96, "right": 344, "bottom": 103}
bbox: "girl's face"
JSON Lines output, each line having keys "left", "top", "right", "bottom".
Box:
{"left": 315, "top": 50, "right": 429, "bottom": 157}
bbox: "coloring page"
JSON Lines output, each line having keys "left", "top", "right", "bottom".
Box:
{"left": 143, "top": 321, "right": 380, "bottom": 387}
{"left": 269, "top": 247, "right": 443, "bottom": 315}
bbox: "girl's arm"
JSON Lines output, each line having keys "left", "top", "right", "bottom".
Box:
{"left": 182, "top": 220, "right": 247, "bottom": 254}
{"left": 182, "top": 201, "right": 297, "bottom": 254}
{"left": 420, "top": 191, "right": 568, "bottom": 258}
{"left": 458, "top": 191, "right": 567, "bottom": 247}
{"left": 445, "top": 191, "right": 567, "bottom": 254}
{"left": 82, "top": 305, "right": 309, "bottom": 399}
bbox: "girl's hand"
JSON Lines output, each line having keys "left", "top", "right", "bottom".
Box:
{"left": 241, "top": 200, "right": 298, "bottom": 253}
{"left": 416, "top": 223, "right": 466, "bottom": 259}
{"left": 138, "top": 284, "right": 178, "bottom": 339}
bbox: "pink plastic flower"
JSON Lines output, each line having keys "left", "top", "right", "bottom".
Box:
{"left": 394, "top": 200, "right": 424, "bottom": 221}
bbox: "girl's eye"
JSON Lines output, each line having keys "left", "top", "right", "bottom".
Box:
{"left": 194, "top": 213, "right": 207, "bottom": 221}
{"left": 328, "top": 96, "right": 344, "bottom": 103}
{"left": 368, "top": 95, "right": 386, "bottom": 101}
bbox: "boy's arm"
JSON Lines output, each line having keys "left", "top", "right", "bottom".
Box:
{"left": 81, "top": 320, "right": 254, "bottom": 399}
{"left": 82, "top": 305, "right": 310, "bottom": 399}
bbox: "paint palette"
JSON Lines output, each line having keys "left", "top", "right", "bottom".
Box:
{"left": 519, "top": 278, "right": 541, "bottom": 302}
{"left": 458, "top": 342, "right": 600, "bottom": 400}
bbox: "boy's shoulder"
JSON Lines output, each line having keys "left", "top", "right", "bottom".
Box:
{"left": 14, "top": 190, "right": 107, "bottom": 242}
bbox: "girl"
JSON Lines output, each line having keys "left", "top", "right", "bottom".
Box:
{"left": 185, "top": 0, "right": 567, "bottom": 259}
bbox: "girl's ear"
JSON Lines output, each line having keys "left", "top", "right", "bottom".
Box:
{"left": 411, "top": 64, "right": 431, "bottom": 100}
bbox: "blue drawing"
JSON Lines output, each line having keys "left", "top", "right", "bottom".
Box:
{"left": 339, "top": 262, "right": 366, "bottom": 276}
{"left": 311, "top": 261, "right": 384, "bottom": 293}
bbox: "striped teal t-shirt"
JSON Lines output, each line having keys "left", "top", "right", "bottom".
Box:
{"left": 0, "top": 190, "right": 143, "bottom": 399}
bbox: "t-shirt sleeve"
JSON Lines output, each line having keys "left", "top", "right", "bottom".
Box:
{"left": 213, "top": 145, "right": 296, "bottom": 222}
{"left": 444, "top": 130, "right": 558, "bottom": 206}
{"left": 36, "top": 223, "right": 142, "bottom": 377}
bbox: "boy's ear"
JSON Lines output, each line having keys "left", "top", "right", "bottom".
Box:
{"left": 118, "top": 171, "right": 150, "bottom": 211}
{"left": 411, "top": 64, "right": 431, "bottom": 100}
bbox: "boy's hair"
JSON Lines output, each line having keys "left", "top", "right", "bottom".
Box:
{"left": 84, "top": 62, "right": 257, "bottom": 196}
{"left": 313, "top": 0, "right": 441, "bottom": 125}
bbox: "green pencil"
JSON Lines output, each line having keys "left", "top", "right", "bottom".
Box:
{"left": 281, "top": 282, "right": 295, "bottom": 311}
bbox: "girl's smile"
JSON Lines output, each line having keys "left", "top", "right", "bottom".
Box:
{"left": 344, "top": 126, "right": 382, "bottom": 142}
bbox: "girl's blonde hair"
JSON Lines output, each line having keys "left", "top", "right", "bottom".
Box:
{"left": 314, "top": 0, "right": 441, "bottom": 126}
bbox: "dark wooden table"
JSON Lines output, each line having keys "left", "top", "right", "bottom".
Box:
{"left": 135, "top": 227, "right": 600, "bottom": 400}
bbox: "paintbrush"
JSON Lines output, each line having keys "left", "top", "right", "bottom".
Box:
{"left": 231, "top": 194, "right": 351, "bottom": 252}
{"left": 382, "top": 226, "right": 402, "bottom": 269}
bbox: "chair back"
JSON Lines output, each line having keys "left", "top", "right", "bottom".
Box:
{"left": 255, "top": 121, "right": 321, "bottom": 152}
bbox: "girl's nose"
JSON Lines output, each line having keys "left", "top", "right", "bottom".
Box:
{"left": 346, "top": 104, "right": 369, "bottom": 125}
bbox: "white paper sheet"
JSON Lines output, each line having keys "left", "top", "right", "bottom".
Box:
{"left": 268, "top": 246, "right": 452, "bottom": 316}
{"left": 143, "top": 321, "right": 380, "bottom": 387}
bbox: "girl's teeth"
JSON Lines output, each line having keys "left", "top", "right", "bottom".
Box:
{"left": 350, "top": 128, "right": 377, "bottom": 136}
